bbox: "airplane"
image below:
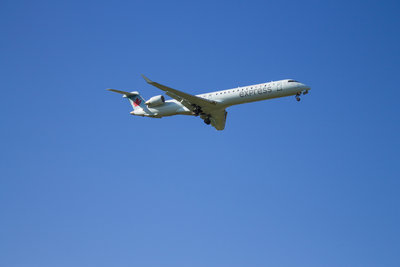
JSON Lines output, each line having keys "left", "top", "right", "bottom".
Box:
{"left": 107, "top": 75, "right": 311, "bottom": 130}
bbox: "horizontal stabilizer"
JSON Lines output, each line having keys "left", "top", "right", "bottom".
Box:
{"left": 107, "top": 89, "right": 139, "bottom": 96}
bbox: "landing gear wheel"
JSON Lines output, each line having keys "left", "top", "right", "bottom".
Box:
{"left": 204, "top": 118, "right": 211, "bottom": 125}
{"left": 295, "top": 92, "right": 301, "bottom": 102}
{"left": 192, "top": 105, "right": 202, "bottom": 116}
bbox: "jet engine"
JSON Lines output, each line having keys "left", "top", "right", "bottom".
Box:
{"left": 145, "top": 95, "right": 165, "bottom": 107}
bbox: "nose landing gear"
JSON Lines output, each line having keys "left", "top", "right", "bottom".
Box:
{"left": 295, "top": 90, "right": 309, "bottom": 101}
{"left": 295, "top": 92, "right": 301, "bottom": 102}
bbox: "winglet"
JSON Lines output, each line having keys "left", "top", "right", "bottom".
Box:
{"left": 141, "top": 74, "right": 153, "bottom": 84}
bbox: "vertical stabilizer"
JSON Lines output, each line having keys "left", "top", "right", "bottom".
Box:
{"left": 107, "top": 89, "right": 146, "bottom": 111}
{"left": 124, "top": 92, "right": 146, "bottom": 110}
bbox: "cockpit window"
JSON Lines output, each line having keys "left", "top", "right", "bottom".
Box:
{"left": 288, "top": 80, "right": 299, "bottom": 82}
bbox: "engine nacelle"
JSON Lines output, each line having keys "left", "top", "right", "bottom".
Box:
{"left": 145, "top": 95, "right": 165, "bottom": 107}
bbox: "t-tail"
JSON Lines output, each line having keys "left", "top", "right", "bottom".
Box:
{"left": 107, "top": 89, "right": 146, "bottom": 111}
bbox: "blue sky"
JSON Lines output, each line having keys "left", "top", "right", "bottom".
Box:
{"left": 1, "top": 0, "right": 399, "bottom": 266}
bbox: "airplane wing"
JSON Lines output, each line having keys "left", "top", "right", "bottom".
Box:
{"left": 142, "top": 75, "right": 218, "bottom": 111}
{"left": 142, "top": 75, "right": 227, "bottom": 130}
{"left": 209, "top": 109, "right": 228, "bottom": 131}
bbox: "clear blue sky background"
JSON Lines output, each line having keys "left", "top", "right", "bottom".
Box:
{"left": 1, "top": 0, "right": 399, "bottom": 266}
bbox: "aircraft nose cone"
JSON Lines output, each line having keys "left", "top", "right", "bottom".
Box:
{"left": 302, "top": 83, "right": 311, "bottom": 90}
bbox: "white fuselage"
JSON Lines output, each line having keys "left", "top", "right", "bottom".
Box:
{"left": 132, "top": 79, "right": 310, "bottom": 117}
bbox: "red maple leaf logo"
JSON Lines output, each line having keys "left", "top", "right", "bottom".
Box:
{"left": 133, "top": 98, "right": 142, "bottom": 107}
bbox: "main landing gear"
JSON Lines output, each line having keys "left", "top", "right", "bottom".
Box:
{"left": 204, "top": 116, "right": 211, "bottom": 125}
{"left": 192, "top": 105, "right": 211, "bottom": 125}
{"left": 193, "top": 105, "right": 211, "bottom": 124}
{"left": 200, "top": 113, "right": 211, "bottom": 125}
{"left": 192, "top": 104, "right": 202, "bottom": 116}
